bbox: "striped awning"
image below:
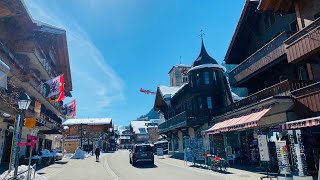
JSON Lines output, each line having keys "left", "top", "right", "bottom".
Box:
{"left": 279, "top": 116, "right": 320, "bottom": 130}
{"left": 206, "top": 107, "right": 272, "bottom": 134}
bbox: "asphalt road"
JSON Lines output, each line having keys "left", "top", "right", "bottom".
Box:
{"left": 36, "top": 150, "right": 251, "bottom": 180}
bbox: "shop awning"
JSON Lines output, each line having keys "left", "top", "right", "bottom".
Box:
{"left": 206, "top": 107, "right": 272, "bottom": 134}
{"left": 279, "top": 116, "right": 320, "bottom": 130}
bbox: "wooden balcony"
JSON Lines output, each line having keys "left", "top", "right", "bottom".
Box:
{"left": 291, "top": 82, "right": 320, "bottom": 117}
{"left": 228, "top": 32, "right": 292, "bottom": 86}
{"left": 285, "top": 18, "right": 320, "bottom": 63}
{"left": 158, "top": 110, "right": 210, "bottom": 134}
{"left": 15, "top": 40, "right": 56, "bottom": 80}
{"left": 223, "top": 80, "right": 313, "bottom": 113}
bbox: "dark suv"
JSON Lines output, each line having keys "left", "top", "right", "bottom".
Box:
{"left": 129, "top": 144, "right": 154, "bottom": 166}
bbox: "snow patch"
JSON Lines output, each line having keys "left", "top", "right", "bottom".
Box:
{"left": 0, "top": 165, "right": 47, "bottom": 180}
{"left": 70, "top": 147, "right": 92, "bottom": 159}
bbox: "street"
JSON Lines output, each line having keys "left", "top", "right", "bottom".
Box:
{"left": 36, "top": 150, "right": 262, "bottom": 180}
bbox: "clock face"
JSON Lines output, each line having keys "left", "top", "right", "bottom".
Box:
{"left": 182, "top": 69, "right": 188, "bottom": 75}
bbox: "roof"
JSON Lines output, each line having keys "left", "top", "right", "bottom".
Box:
{"left": 188, "top": 64, "right": 226, "bottom": 73}
{"left": 130, "top": 121, "right": 148, "bottom": 134}
{"left": 224, "top": 0, "right": 259, "bottom": 64}
{"left": 232, "top": 92, "right": 245, "bottom": 101}
{"left": 62, "top": 118, "right": 112, "bottom": 126}
{"left": 158, "top": 83, "right": 187, "bottom": 98}
{"left": 192, "top": 40, "right": 218, "bottom": 67}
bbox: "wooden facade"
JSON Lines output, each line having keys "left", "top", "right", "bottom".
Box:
{"left": 229, "top": 32, "right": 291, "bottom": 86}
{"left": 285, "top": 18, "right": 320, "bottom": 63}
{"left": 257, "top": 0, "right": 293, "bottom": 12}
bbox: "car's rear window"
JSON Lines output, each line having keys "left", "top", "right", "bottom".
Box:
{"left": 135, "top": 145, "right": 152, "bottom": 152}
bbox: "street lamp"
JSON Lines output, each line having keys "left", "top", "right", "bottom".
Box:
{"left": 14, "top": 92, "right": 31, "bottom": 179}
{"left": 83, "top": 130, "right": 87, "bottom": 152}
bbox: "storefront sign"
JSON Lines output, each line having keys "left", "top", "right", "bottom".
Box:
{"left": 258, "top": 135, "right": 270, "bottom": 161}
{"left": 275, "top": 141, "right": 291, "bottom": 174}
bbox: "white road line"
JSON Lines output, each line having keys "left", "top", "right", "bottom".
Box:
{"left": 104, "top": 155, "right": 120, "bottom": 180}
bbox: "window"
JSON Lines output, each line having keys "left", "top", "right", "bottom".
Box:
{"left": 183, "top": 77, "right": 188, "bottom": 83}
{"left": 204, "top": 72, "right": 209, "bottom": 84}
{"left": 207, "top": 97, "right": 212, "bottom": 109}
{"left": 213, "top": 71, "right": 217, "bottom": 81}
{"left": 198, "top": 96, "right": 202, "bottom": 109}
{"left": 196, "top": 73, "right": 201, "bottom": 86}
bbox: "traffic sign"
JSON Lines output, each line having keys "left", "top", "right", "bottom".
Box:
{"left": 24, "top": 118, "right": 36, "bottom": 129}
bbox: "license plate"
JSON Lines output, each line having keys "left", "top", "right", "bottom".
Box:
{"left": 141, "top": 154, "right": 147, "bottom": 157}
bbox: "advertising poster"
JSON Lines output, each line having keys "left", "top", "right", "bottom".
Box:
{"left": 275, "top": 141, "right": 291, "bottom": 174}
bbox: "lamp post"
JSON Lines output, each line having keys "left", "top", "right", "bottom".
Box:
{"left": 83, "top": 130, "right": 87, "bottom": 152}
{"left": 13, "top": 92, "right": 31, "bottom": 179}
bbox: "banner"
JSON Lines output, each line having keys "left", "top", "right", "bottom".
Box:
{"left": 65, "top": 99, "right": 76, "bottom": 118}
{"left": 42, "top": 75, "right": 64, "bottom": 99}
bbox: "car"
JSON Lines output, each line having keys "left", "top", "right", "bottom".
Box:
{"left": 129, "top": 144, "right": 154, "bottom": 166}
{"left": 51, "top": 149, "right": 63, "bottom": 161}
{"left": 40, "top": 149, "right": 55, "bottom": 165}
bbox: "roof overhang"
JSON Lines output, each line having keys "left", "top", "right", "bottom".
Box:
{"left": 257, "top": 0, "right": 293, "bottom": 13}
{"left": 224, "top": 0, "right": 260, "bottom": 64}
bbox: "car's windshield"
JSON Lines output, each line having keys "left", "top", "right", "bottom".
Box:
{"left": 135, "top": 146, "right": 152, "bottom": 152}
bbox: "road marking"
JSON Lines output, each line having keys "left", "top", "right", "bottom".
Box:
{"left": 104, "top": 154, "right": 120, "bottom": 180}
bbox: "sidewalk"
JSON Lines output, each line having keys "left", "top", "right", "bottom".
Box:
{"left": 156, "top": 155, "right": 276, "bottom": 180}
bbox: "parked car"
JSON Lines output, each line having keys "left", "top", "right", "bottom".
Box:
{"left": 51, "top": 149, "right": 63, "bottom": 161}
{"left": 40, "top": 149, "right": 55, "bottom": 165}
{"left": 129, "top": 144, "right": 154, "bottom": 166}
{"left": 55, "top": 150, "right": 63, "bottom": 161}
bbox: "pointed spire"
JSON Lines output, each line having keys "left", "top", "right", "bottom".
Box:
{"left": 192, "top": 30, "right": 218, "bottom": 67}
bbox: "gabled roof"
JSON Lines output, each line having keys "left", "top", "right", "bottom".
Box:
{"left": 158, "top": 84, "right": 187, "bottom": 98}
{"left": 62, "top": 118, "right": 112, "bottom": 126}
{"left": 224, "top": 0, "right": 259, "bottom": 64}
{"left": 130, "top": 121, "right": 148, "bottom": 134}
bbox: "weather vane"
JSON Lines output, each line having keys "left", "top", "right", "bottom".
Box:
{"left": 200, "top": 29, "right": 205, "bottom": 40}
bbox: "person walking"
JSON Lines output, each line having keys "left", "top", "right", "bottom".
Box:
{"left": 95, "top": 147, "right": 100, "bottom": 161}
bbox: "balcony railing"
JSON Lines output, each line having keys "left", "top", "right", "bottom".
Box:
{"left": 158, "top": 110, "right": 211, "bottom": 133}
{"left": 228, "top": 32, "right": 292, "bottom": 85}
{"left": 284, "top": 18, "right": 320, "bottom": 63}
{"left": 34, "top": 43, "right": 56, "bottom": 78}
{"left": 222, "top": 80, "right": 313, "bottom": 113}
{"left": 158, "top": 111, "right": 188, "bottom": 133}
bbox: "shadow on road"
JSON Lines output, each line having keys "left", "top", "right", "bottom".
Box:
{"left": 133, "top": 163, "right": 158, "bottom": 169}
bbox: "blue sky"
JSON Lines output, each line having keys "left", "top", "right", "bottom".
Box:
{"left": 25, "top": 0, "right": 245, "bottom": 126}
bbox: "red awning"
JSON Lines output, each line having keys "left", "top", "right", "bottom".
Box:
{"left": 206, "top": 107, "right": 272, "bottom": 134}
{"left": 279, "top": 116, "right": 320, "bottom": 130}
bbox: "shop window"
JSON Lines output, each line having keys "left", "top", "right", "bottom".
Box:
{"left": 207, "top": 97, "right": 213, "bottom": 109}
{"left": 204, "top": 72, "right": 210, "bottom": 84}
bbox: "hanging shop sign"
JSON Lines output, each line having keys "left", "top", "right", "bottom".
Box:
{"left": 275, "top": 141, "right": 291, "bottom": 175}
{"left": 288, "top": 130, "right": 308, "bottom": 177}
{"left": 258, "top": 135, "right": 270, "bottom": 161}
{"left": 24, "top": 118, "right": 36, "bottom": 129}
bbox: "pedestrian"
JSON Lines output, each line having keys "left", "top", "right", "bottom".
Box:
{"left": 95, "top": 147, "right": 100, "bottom": 161}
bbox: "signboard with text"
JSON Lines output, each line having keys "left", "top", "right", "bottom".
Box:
{"left": 258, "top": 135, "right": 270, "bottom": 161}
